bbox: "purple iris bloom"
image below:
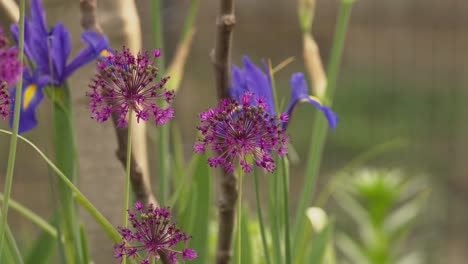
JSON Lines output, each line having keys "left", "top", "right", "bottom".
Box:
{"left": 11, "top": 0, "right": 109, "bottom": 86}
{"left": 9, "top": 0, "right": 110, "bottom": 133}
{"left": 9, "top": 69, "right": 50, "bottom": 133}
{"left": 230, "top": 56, "right": 338, "bottom": 129}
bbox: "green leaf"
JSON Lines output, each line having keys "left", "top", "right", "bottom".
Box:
{"left": 292, "top": 0, "right": 355, "bottom": 256}
{"left": 306, "top": 223, "right": 332, "bottom": 264}
{"left": 336, "top": 233, "right": 370, "bottom": 264}
{"left": 25, "top": 225, "right": 57, "bottom": 264}
{"left": 5, "top": 224, "right": 24, "bottom": 264}
{"left": 52, "top": 84, "right": 82, "bottom": 264}
{"left": 177, "top": 155, "right": 212, "bottom": 264}
{"left": 233, "top": 206, "right": 253, "bottom": 264}
{"left": 80, "top": 224, "right": 90, "bottom": 264}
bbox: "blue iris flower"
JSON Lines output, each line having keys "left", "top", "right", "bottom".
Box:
{"left": 9, "top": 0, "right": 110, "bottom": 133}
{"left": 230, "top": 56, "right": 338, "bottom": 129}
{"left": 9, "top": 69, "right": 49, "bottom": 134}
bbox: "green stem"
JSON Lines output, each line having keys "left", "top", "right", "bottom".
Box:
{"left": 5, "top": 222, "right": 24, "bottom": 264}
{"left": 158, "top": 125, "right": 169, "bottom": 205}
{"left": 268, "top": 160, "right": 282, "bottom": 264}
{"left": 52, "top": 83, "right": 82, "bottom": 264}
{"left": 152, "top": 0, "right": 165, "bottom": 68}
{"left": 0, "top": 0, "right": 26, "bottom": 254}
{"left": 79, "top": 224, "right": 90, "bottom": 264}
{"left": 282, "top": 158, "right": 291, "bottom": 264}
{"left": 181, "top": 0, "right": 200, "bottom": 41}
{"left": 152, "top": 0, "right": 170, "bottom": 206}
{"left": 122, "top": 110, "right": 134, "bottom": 264}
{"left": 253, "top": 169, "right": 271, "bottom": 264}
{"left": 124, "top": 110, "right": 134, "bottom": 227}
{"left": 0, "top": 193, "right": 57, "bottom": 238}
{"left": 0, "top": 130, "right": 120, "bottom": 242}
{"left": 237, "top": 169, "right": 243, "bottom": 264}
{"left": 293, "top": 0, "right": 354, "bottom": 258}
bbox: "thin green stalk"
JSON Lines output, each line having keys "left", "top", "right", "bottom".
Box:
{"left": 158, "top": 125, "right": 169, "bottom": 205}
{"left": 0, "top": 130, "right": 120, "bottom": 242}
{"left": 181, "top": 0, "right": 200, "bottom": 41}
{"left": 151, "top": 0, "right": 170, "bottom": 205}
{"left": 5, "top": 222, "right": 24, "bottom": 264}
{"left": 268, "top": 161, "right": 282, "bottom": 264}
{"left": 282, "top": 158, "right": 291, "bottom": 264}
{"left": 122, "top": 110, "right": 134, "bottom": 264}
{"left": 237, "top": 169, "right": 244, "bottom": 264}
{"left": 253, "top": 168, "right": 271, "bottom": 264}
{"left": 124, "top": 110, "right": 134, "bottom": 227}
{"left": 79, "top": 224, "right": 90, "bottom": 264}
{"left": 0, "top": 193, "right": 57, "bottom": 237}
{"left": 0, "top": 0, "right": 26, "bottom": 254}
{"left": 52, "top": 83, "right": 82, "bottom": 264}
{"left": 293, "top": 0, "right": 354, "bottom": 258}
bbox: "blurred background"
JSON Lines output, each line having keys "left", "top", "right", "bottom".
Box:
{"left": 0, "top": 0, "right": 467, "bottom": 263}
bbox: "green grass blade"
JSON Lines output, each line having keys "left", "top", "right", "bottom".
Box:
{"left": 253, "top": 168, "right": 271, "bottom": 264}
{"left": 52, "top": 84, "right": 82, "bottom": 264}
{"left": 233, "top": 207, "right": 253, "bottom": 264}
{"left": 267, "top": 164, "right": 282, "bottom": 264}
{"left": 0, "top": 130, "right": 121, "bottom": 243}
{"left": 293, "top": 0, "right": 355, "bottom": 255}
{"left": 306, "top": 223, "right": 332, "bottom": 264}
{"left": 0, "top": 0, "right": 26, "bottom": 256}
{"left": 190, "top": 157, "right": 212, "bottom": 263}
{"left": 25, "top": 225, "right": 57, "bottom": 264}
{"left": 0, "top": 193, "right": 57, "bottom": 237}
{"left": 4, "top": 223, "right": 24, "bottom": 264}
{"left": 177, "top": 156, "right": 211, "bottom": 264}
{"left": 79, "top": 224, "right": 90, "bottom": 264}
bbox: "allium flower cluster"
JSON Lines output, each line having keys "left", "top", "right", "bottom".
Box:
{"left": 0, "top": 82, "right": 12, "bottom": 121}
{"left": 0, "top": 27, "right": 21, "bottom": 85}
{"left": 87, "top": 47, "right": 174, "bottom": 127}
{"left": 194, "top": 92, "right": 289, "bottom": 173}
{"left": 114, "top": 202, "right": 197, "bottom": 264}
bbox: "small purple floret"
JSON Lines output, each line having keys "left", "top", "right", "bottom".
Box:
{"left": 0, "top": 27, "right": 21, "bottom": 85}
{"left": 87, "top": 46, "right": 174, "bottom": 127}
{"left": 114, "top": 202, "right": 197, "bottom": 264}
{"left": 0, "top": 82, "right": 12, "bottom": 121}
{"left": 194, "top": 92, "right": 289, "bottom": 173}
{"left": 153, "top": 49, "right": 162, "bottom": 58}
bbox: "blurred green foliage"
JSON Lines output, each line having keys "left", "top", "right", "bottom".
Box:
{"left": 334, "top": 168, "right": 428, "bottom": 264}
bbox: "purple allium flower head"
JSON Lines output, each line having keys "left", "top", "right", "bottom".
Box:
{"left": 87, "top": 47, "right": 174, "bottom": 127}
{"left": 0, "top": 82, "right": 12, "bottom": 121}
{"left": 0, "top": 27, "right": 21, "bottom": 85}
{"left": 194, "top": 92, "right": 289, "bottom": 173}
{"left": 115, "top": 202, "right": 197, "bottom": 264}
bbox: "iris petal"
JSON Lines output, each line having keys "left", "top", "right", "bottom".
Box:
{"left": 285, "top": 73, "right": 338, "bottom": 129}
{"left": 30, "top": 0, "right": 48, "bottom": 37}
{"left": 9, "top": 70, "right": 48, "bottom": 133}
{"left": 64, "top": 30, "right": 110, "bottom": 80}
{"left": 229, "top": 56, "right": 276, "bottom": 115}
{"left": 50, "top": 23, "right": 72, "bottom": 85}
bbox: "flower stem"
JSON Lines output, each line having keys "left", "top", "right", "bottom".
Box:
{"left": 292, "top": 0, "right": 354, "bottom": 258}
{"left": 0, "top": 129, "right": 121, "bottom": 243}
{"left": 123, "top": 109, "right": 134, "bottom": 264}
{"left": 0, "top": 193, "right": 57, "bottom": 238}
{"left": 0, "top": 0, "right": 25, "bottom": 255}
{"left": 237, "top": 169, "right": 243, "bottom": 264}
{"left": 282, "top": 158, "right": 291, "bottom": 264}
{"left": 124, "top": 110, "right": 134, "bottom": 227}
{"left": 151, "top": 0, "right": 170, "bottom": 206}
{"left": 253, "top": 168, "right": 271, "bottom": 264}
